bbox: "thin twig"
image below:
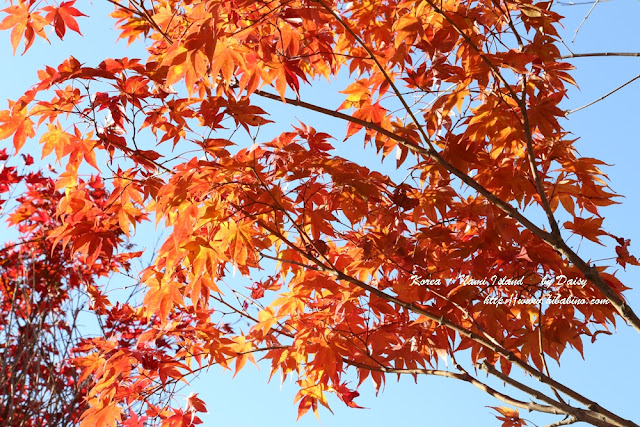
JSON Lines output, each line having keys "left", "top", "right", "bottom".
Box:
{"left": 558, "top": 0, "right": 610, "bottom": 5}
{"left": 572, "top": 0, "right": 600, "bottom": 43}
{"left": 538, "top": 300, "right": 566, "bottom": 405}
{"left": 562, "top": 52, "right": 640, "bottom": 59}
{"left": 0, "top": 237, "right": 46, "bottom": 255}
{"left": 567, "top": 72, "right": 640, "bottom": 114}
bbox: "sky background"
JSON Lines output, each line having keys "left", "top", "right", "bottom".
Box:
{"left": 1, "top": 0, "right": 639, "bottom": 426}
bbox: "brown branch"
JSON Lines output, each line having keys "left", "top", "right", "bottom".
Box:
{"left": 345, "top": 357, "right": 618, "bottom": 426}
{"left": 107, "top": 0, "right": 172, "bottom": 42}
{"left": 254, "top": 87, "right": 640, "bottom": 335}
{"left": 557, "top": 0, "right": 611, "bottom": 5}
{"left": 258, "top": 251, "right": 322, "bottom": 271}
{"left": 313, "top": 0, "right": 566, "bottom": 245}
{"left": 74, "top": 3, "right": 640, "bottom": 424}
{"left": 427, "top": 0, "right": 563, "bottom": 239}
{"left": 113, "top": 0, "right": 640, "bottom": 336}
{"left": 256, "top": 225, "right": 636, "bottom": 427}
{"left": 520, "top": 76, "right": 563, "bottom": 238}
{"left": 253, "top": 89, "right": 550, "bottom": 242}
{"left": 272, "top": 0, "right": 640, "bottom": 335}
{"left": 253, "top": 89, "right": 421, "bottom": 150}
{"left": 0, "top": 237, "right": 46, "bottom": 255}
{"left": 556, "top": 240, "right": 640, "bottom": 332}
{"left": 334, "top": 274, "right": 632, "bottom": 425}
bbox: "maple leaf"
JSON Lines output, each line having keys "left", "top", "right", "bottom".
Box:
{"left": 335, "top": 383, "right": 366, "bottom": 409}
{"left": 489, "top": 406, "right": 527, "bottom": 427}
{"left": 41, "top": 122, "right": 73, "bottom": 160}
{"left": 563, "top": 217, "right": 605, "bottom": 245}
{"left": 121, "top": 411, "right": 149, "bottom": 427}
{"left": 80, "top": 403, "right": 123, "bottom": 427}
{"left": 607, "top": 233, "right": 640, "bottom": 269}
{"left": 144, "top": 279, "right": 185, "bottom": 320}
{"left": 0, "top": 2, "right": 48, "bottom": 54}
{"left": 0, "top": 102, "right": 35, "bottom": 151}
{"left": 43, "top": 1, "right": 87, "bottom": 39}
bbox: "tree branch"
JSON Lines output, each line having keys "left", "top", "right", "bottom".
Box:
{"left": 256, "top": 223, "right": 637, "bottom": 427}
{"left": 572, "top": 0, "right": 601, "bottom": 43}
{"left": 253, "top": 89, "right": 551, "bottom": 244}
{"left": 253, "top": 87, "right": 640, "bottom": 335}
{"left": 544, "top": 416, "right": 579, "bottom": 427}
{"left": 567, "top": 72, "right": 640, "bottom": 114}
{"left": 0, "top": 237, "right": 46, "bottom": 255}
{"left": 419, "top": 0, "right": 640, "bottom": 333}
{"left": 312, "top": 0, "right": 437, "bottom": 152}
{"left": 476, "top": 360, "right": 632, "bottom": 427}
{"left": 343, "top": 358, "right": 564, "bottom": 415}
{"left": 561, "top": 52, "right": 640, "bottom": 59}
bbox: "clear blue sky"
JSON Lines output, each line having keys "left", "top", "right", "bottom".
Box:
{"left": 1, "top": 1, "right": 639, "bottom": 426}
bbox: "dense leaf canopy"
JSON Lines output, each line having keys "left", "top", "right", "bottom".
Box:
{"left": 0, "top": 0, "right": 638, "bottom": 426}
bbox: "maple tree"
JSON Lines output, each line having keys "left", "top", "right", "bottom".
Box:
{"left": 0, "top": 0, "right": 639, "bottom": 426}
{"left": 0, "top": 153, "right": 86, "bottom": 426}
{"left": 0, "top": 149, "right": 140, "bottom": 425}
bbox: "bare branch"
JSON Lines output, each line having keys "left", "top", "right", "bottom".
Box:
{"left": 572, "top": 0, "right": 601, "bottom": 43}
{"left": 476, "top": 360, "right": 633, "bottom": 427}
{"left": 343, "top": 358, "right": 564, "bottom": 415}
{"left": 567, "top": 72, "right": 640, "bottom": 114}
{"left": 562, "top": 52, "right": 640, "bottom": 59}
{"left": 544, "top": 416, "right": 579, "bottom": 427}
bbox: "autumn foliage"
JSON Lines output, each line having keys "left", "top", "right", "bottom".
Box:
{"left": 0, "top": 149, "right": 137, "bottom": 425}
{"left": 0, "top": 0, "right": 639, "bottom": 426}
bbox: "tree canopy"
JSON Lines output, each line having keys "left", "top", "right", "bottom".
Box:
{"left": 0, "top": 0, "right": 639, "bottom": 426}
